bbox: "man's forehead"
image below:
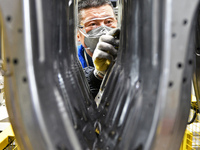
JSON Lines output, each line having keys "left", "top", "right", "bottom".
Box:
{"left": 80, "top": 5, "right": 115, "bottom": 23}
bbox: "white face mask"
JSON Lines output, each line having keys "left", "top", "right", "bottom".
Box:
{"left": 80, "top": 25, "right": 113, "bottom": 53}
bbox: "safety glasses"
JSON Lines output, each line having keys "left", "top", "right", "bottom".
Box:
{"left": 78, "top": 16, "right": 117, "bottom": 34}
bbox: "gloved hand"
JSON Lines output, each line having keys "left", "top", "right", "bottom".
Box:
{"left": 92, "top": 28, "right": 120, "bottom": 79}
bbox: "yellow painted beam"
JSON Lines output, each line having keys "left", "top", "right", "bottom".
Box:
{"left": 0, "top": 125, "right": 15, "bottom": 149}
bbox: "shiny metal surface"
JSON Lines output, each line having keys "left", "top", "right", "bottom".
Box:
{"left": 0, "top": 0, "right": 199, "bottom": 150}
{"left": 95, "top": 1, "right": 198, "bottom": 149}
{"left": 193, "top": 4, "right": 200, "bottom": 113}
{"left": 1, "top": 0, "right": 95, "bottom": 149}
{"left": 152, "top": 0, "right": 199, "bottom": 149}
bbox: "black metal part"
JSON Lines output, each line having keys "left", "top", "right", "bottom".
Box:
{"left": 193, "top": 4, "right": 200, "bottom": 113}
{"left": 1, "top": 0, "right": 199, "bottom": 149}
{"left": 30, "top": 0, "right": 98, "bottom": 149}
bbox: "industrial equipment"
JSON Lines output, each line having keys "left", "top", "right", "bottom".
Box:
{"left": 0, "top": 0, "right": 199, "bottom": 149}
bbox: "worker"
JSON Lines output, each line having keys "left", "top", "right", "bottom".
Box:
{"left": 77, "top": 0, "right": 120, "bottom": 98}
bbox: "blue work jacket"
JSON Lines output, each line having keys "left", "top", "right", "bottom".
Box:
{"left": 77, "top": 44, "right": 94, "bottom": 68}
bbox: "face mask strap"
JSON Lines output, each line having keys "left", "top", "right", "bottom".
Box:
{"left": 85, "top": 47, "right": 91, "bottom": 51}
{"left": 79, "top": 28, "right": 89, "bottom": 38}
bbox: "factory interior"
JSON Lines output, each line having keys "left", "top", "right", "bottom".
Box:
{"left": 1, "top": 0, "right": 200, "bottom": 149}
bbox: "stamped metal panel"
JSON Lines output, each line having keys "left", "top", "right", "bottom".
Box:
{"left": 0, "top": 0, "right": 198, "bottom": 149}
{"left": 0, "top": 0, "right": 41, "bottom": 149}
{"left": 193, "top": 5, "right": 200, "bottom": 112}
{"left": 151, "top": 0, "right": 199, "bottom": 149}
{"left": 93, "top": 0, "right": 198, "bottom": 150}
{"left": 0, "top": 0, "right": 95, "bottom": 149}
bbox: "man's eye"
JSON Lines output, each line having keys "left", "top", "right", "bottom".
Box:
{"left": 88, "top": 22, "right": 97, "bottom": 27}
{"left": 105, "top": 20, "right": 113, "bottom": 25}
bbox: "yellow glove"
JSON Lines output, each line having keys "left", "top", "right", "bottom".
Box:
{"left": 92, "top": 28, "right": 120, "bottom": 78}
{"left": 94, "top": 59, "right": 111, "bottom": 72}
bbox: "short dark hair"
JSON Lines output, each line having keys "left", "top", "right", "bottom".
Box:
{"left": 78, "top": 0, "right": 114, "bottom": 25}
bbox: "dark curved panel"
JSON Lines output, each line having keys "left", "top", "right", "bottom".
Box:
{"left": 0, "top": 0, "right": 199, "bottom": 150}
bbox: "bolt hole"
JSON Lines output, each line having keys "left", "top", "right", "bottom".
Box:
{"left": 13, "top": 59, "right": 18, "bottom": 65}
{"left": 172, "top": 33, "right": 176, "bottom": 38}
{"left": 6, "top": 16, "right": 12, "bottom": 22}
{"left": 183, "top": 77, "right": 187, "bottom": 83}
{"left": 177, "top": 63, "right": 182, "bottom": 68}
{"left": 23, "top": 77, "right": 27, "bottom": 83}
{"left": 183, "top": 19, "right": 188, "bottom": 25}
{"left": 188, "top": 60, "right": 193, "bottom": 65}
{"left": 169, "top": 82, "right": 173, "bottom": 88}
{"left": 18, "top": 28, "right": 22, "bottom": 33}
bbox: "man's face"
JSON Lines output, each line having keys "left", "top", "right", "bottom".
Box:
{"left": 77, "top": 4, "right": 117, "bottom": 57}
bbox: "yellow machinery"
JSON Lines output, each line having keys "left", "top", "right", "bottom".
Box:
{"left": 0, "top": 125, "right": 18, "bottom": 150}
{"left": 180, "top": 95, "right": 200, "bottom": 150}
